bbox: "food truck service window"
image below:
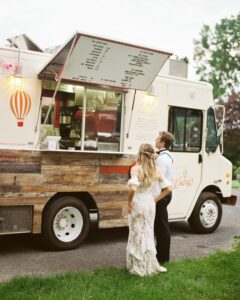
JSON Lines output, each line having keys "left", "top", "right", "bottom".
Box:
{"left": 40, "top": 82, "right": 123, "bottom": 152}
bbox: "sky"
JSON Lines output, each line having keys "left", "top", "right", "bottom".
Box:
{"left": 0, "top": 0, "right": 239, "bottom": 79}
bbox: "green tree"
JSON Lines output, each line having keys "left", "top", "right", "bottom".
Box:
{"left": 216, "top": 93, "right": 240, "bottom": 172}
{"left": 194, "top": 13, "right": 240, "bottom": 99}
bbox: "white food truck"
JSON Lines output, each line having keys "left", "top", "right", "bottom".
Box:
{"left": 0, "top": 33, "right": 236, "bottom": 250}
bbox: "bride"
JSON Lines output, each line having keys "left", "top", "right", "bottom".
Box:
{"left": 126, "top": 143, "right": 171, "bottom": 276}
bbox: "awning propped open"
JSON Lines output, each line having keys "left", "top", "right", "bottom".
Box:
{"left": 38, "top": 32, "right": 172, "bottom": 91}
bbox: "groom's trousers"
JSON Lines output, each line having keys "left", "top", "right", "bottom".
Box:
{"left": 154, "top": 192, "right": 172, "bottom": 264}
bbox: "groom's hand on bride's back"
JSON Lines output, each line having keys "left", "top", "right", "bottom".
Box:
{"left": 154, "top": 187, "right": 172, "bottom": 202}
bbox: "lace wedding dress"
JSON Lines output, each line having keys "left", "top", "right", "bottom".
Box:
{"left": 126, "top": 166, "right": 170, "bottom": 276}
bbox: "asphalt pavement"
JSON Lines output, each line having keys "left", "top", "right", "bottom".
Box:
{"left": 0, "top": 190, "right": 239, "bottom": 282}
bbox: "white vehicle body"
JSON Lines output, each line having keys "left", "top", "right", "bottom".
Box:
{"left": 0, "top": 35, "right": 236, "bottom": 250}
{"left": 124, "top": 76, "right": 233, "bottom": 220}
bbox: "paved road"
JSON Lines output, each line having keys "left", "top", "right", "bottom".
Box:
{"left": 0, "top": 190, "right": 239, "bottom": 282}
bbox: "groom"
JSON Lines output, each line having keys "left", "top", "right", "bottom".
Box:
{"left": 154, "top": 131, "right": 174, "bottom": 265}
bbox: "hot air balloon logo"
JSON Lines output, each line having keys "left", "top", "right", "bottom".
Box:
{"left": 10, "top": 90, "right": 32, "bottom": 127}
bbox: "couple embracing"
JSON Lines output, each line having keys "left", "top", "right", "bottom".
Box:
{"left": 127, "top": 131, "right": 174, "bottom": 276}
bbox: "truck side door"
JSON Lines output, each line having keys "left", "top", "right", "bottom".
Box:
{"left": 168, "top": 106, "right": 203, "bottom": 219}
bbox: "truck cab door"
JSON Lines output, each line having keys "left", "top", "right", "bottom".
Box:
{"left": 201, "top": 107, "right": 232, "bottom": 199}
{"left": 168, "top": 106, "right": 203, "bottom": 219}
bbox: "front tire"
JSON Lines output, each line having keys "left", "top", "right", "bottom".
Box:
{"left": 43, "top": 196, "right": 90, "bottom": 250}
{"left": 188, "top": 192, "right": 222, "bottom": 233}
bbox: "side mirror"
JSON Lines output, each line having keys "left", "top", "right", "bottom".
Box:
{"left": 217, "top": 122, "right": 224, "bottom": 153}
{"left": 214, "top": 104, "right": 225, "bottom": 154}
{"left": 217, "top": 121, "right": 223, "bottom": 137}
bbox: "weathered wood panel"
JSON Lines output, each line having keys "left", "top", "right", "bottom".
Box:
{"left": 0, "top": 193, "right": 53, "bottom": 205}
{"left": 21, "top": 184, "right": 128, "bottom": 193}
{"left": 0, "top": 151, "right": 41, "bottom": 173}
{"left": 99, "top": 208, "right": 122, "bottom": 220}
{"left": 41, "top": 174, "right": 98, "bottom": 185}
{"left": 94, "top": 192, "right": 126, "bottom": 203}
{"left": 0, "top": 174, "right": 41, "bottom": 186}
{"left": 0, "top": 163, "right": 41, "bottom": 173}
{"left": 99, "top": 219, "right": 128, "bottom": 228}
{"left": 0, "top": 149, "right": 134, "bottom": 232}
{"left": 41, "top": 165, "right": 97, "bottom": 175}
{"left": 33, "top": 203, "right": 45, "bottom": 233}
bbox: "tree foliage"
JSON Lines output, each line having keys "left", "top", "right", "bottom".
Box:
{"left": 216, "top": 93, "right": 240, "bottom": 171}
{"left": 194, "top": 13, "right": 240, "bottom": 99}
{"left": 217, "top": 92, "right": 240, "bottom": 130}
{"left": 223, "top": 128, "right": 240, "bottom": 174}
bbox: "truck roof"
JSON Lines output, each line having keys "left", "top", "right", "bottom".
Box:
{"left": 157, "top": 73, "right": 213, "bottom": 90}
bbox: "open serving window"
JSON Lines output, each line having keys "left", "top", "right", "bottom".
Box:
{"left": 38, "top": 32, "right": 171, "bottom": 152}
{"left": 41, "top": 82, "right": 124, "bottom": 151}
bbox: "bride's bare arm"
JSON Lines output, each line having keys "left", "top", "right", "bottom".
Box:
{"left": 128, "top": 186, "right": 137, "bottom": 213}
{"left": 128, "top": 165, "right": 139, "bottom": 213}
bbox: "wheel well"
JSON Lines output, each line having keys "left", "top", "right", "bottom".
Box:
{"left": 201, "top": 185, "right": 223, "bottom": 202}
{"left": 42, "top": 192, "right": 98, "bottom": 220}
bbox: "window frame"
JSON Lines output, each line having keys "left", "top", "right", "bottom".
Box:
{"left": 205, "top": 107, "right": 218, "bottom": 153}
{"left": 40, "top": 82, "right": 125, "bottom": 153}
{"left": 168, "top": 106, "right": 203, "bottom": 153}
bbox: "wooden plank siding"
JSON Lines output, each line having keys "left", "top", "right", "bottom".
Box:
{"left": 0, "top": 150, "right": 134, "bottom": 232}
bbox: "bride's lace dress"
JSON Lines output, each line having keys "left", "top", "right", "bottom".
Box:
{"left": 126, "top": 165, "right": 170, "bottom": 276}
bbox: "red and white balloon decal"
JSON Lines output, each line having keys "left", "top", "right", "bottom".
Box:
{"left": 10, "top": 90, "right": 31, "bottom": 127}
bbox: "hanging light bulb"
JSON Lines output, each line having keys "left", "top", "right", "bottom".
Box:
{"left": 14, "top": 76, "right": 22, "bottom": 90}
{"left": 9, "top": 75, "right": 22, "bottom": 90}
{"left": 147, "top": 84, "right": 157, "bottom": 96}
{"left": 142, "top": 84, "right": 158, "bottom": 108}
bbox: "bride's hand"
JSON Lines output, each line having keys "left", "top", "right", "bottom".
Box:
{"left": 128, "top": 201, "right": 133, "bottom": 214}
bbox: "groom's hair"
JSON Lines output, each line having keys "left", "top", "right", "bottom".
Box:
{"left": 159, "top": 131, "right": 174, "bottom": 149}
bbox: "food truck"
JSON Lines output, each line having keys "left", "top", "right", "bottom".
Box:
{"left": 0, "top": 33, "right": 237, "bottom": 250}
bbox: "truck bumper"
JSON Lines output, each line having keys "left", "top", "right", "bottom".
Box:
{"left": 222, "top": 195, "right": 237, "bottom": 206}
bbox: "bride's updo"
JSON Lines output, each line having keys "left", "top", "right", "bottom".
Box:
{"left": 137, "top": 144, "right": 157, "bottom": 188}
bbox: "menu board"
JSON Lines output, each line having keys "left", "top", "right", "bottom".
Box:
{"left": 62, "top": 35, "right": 170, "bottom": 90}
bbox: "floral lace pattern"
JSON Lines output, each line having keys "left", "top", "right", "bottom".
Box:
{"left": 126, "top": 165, "right": 171, "bottom": 276}
{"left": 126, "top": 186, "right": 161, "bottom": 276}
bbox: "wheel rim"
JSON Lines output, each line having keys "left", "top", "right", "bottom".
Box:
{"left": 199, "top": 200, "right": 218, "bottom": 228}
{"left": 53, "top": 206, "right": 83, "bottom": 242}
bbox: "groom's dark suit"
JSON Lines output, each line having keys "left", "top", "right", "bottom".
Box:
{"left": 154, "top": 149, "right": 174, "bottom": 264}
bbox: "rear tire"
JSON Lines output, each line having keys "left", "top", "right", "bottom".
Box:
{"left": 43, "top": 196, "right": 90, "bottom": 250}
{"left": 188, "top": 192, "right": 222, "bottom": 233}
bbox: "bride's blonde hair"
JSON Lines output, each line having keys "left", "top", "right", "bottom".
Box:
{"left": 137, "top": 144, "right": 156, "bottom": 188}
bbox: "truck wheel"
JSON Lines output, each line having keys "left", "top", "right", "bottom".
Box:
{"left": 43, "top": 196, "right": 90, "bottom": 250}
{"left": 188, "top": 192, "right": 222, "bottom": 233}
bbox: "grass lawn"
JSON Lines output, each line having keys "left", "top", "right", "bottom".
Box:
{"left": 0, "top": 239, "right": 240, "bottom": 300}
{"left": 232, "top": 180, "right": 240, "bottom": 189}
